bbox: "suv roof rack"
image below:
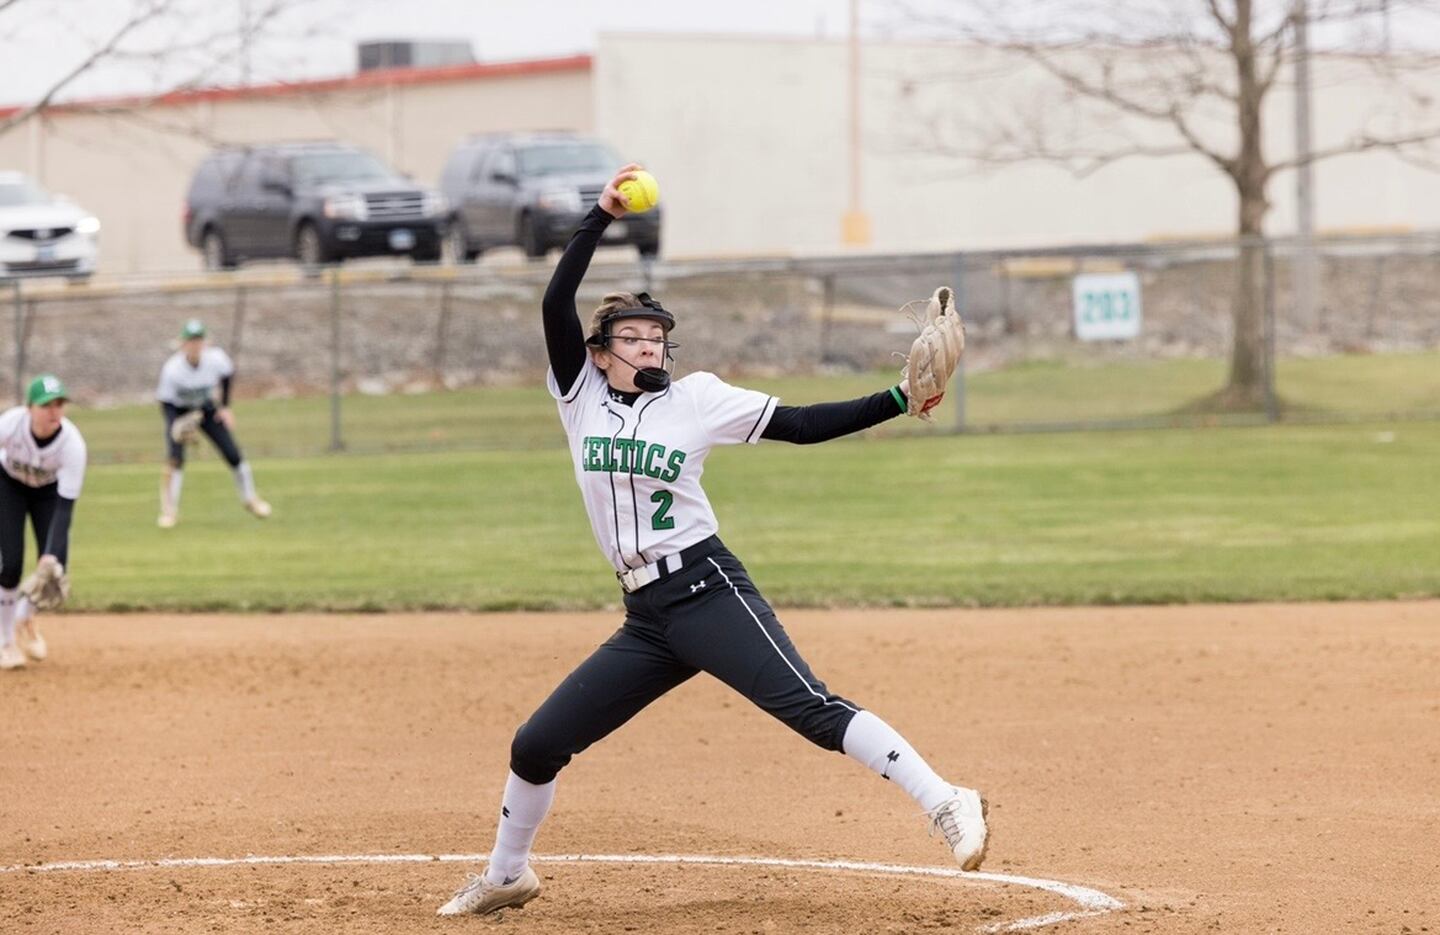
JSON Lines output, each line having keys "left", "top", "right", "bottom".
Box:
{"left": 461, "top": 129, "right": 593, "bottom": 142}
{"left": 212, "top": 139, "right": 356, "bottom": 152}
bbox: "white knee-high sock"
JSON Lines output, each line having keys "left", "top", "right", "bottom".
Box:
{"left": 485, "top": 771, "right": 556, "bottom": 884}
{"left": 165, "top": 470, "right": 184, "bottom": 512}
{"left": 0, "top": 588, "right": 17, "bottom": 646}
{"left": 232, "top": 461, "right": 256, "bottom": 502}
{"left": 15, "top": 595, "right": 33, "bottom": 625}
{"left": 843, "top": 710, "right": 956, "bottom": 812}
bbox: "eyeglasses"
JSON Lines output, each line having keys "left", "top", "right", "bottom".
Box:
{"left": 610, "top": 335, "right": 680, "bottom": 350}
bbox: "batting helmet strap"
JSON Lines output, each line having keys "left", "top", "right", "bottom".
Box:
{"left": 585, "top": 293, "right": 677, "bottom": 348}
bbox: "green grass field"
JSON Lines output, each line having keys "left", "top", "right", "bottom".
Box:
{"left": 38, "top": 353, "right": 1440, "bottom": 610}
{"left": 64, "top": 418, "right": 1440, "bottom": 611}
{"left": 78, "top": 351, "right": 1440, "bottom": 461}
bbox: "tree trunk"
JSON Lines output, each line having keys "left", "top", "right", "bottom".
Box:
{"left": 1226, "top": 186, "right": 1270, "bottom": 409}
{"left": 1221, "top": 0, "right": 1273, "bottom": 411}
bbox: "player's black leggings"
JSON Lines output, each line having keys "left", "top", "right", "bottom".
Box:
{"left": 509, "top": 539, "right": 861, "bottom": 785}
{"left": 0, "top": 473, "right": 62, "bottom": 589}
{"left": 162, "top": 403, "right": 243, "bottom": 468}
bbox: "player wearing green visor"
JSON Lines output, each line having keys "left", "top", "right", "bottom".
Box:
{"left": 0, "top": 375, "right": 88, "bottom": 670}
{"left": 156, "top": 319, "right": 271, "bottom": 527}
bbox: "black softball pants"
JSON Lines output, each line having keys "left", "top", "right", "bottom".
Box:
{"left": 162, "top": 403, "right": 243, "bottom": 468}
{"left": 509, "top": 540, "right": 861, "bottom": 785}
{"left": 0, "top": 473, "right": 60, "bottom": 589}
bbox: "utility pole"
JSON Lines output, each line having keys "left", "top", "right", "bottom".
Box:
{"left": 1293, "top": 0, "right": 1317, "bottom": 330}
{"left": 841, "top": 0, "right": 871, "bottom": 245}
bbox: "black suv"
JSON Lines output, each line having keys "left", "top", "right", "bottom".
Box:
{"left": 185, "top": 142, "right": 448, "bottom": 268}
{"left": 439, "top": 132, "right": 660, "bottom": 261}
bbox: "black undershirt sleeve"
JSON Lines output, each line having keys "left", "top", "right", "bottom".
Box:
{"left": 42, "top": 497, "right": 75, "bottom": 567}
{"left": 761, "top": 388, "right": 907, "bottom": 444}
{"left": 542, "top": 205, "right": 615, "bottom": 395}
{"left": 220, "top": 375, "right": 233, "bottom": 407}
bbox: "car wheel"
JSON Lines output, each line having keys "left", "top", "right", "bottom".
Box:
{"left": 519, "top": 214, "right": 547, "bottom": 260}
{"left": 445, "top": 221, "right": 476, "bottom": 265}
{"left": 202, "top": 229, "right": 235, "bottom": 270}
{"left": 295, "top": 223, "right": 330, "bottom": 267}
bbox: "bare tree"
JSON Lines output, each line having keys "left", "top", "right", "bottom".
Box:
{"left": 0, "top": 0, "right": 341, "bottom": 141}
{"left": 890, "top": 0, "right": 1440, "bottom": 409}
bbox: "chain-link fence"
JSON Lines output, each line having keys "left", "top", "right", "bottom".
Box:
{"left": 8, "top": 231, "right": 1440, "bottom": 462}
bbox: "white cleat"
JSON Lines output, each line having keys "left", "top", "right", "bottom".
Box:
{"left": 0, "top": 643, "right": 26, "bottom": 670}
{"left": 19, "top": 622, "right": 47, "bottom": 662}
{"left": 927, "top": 785, "right": 990, "bottom": 871}
{"left": 437, "top": 866, "right": 540, "bottom": 916}
{"left": 157, "top": 512, "right": 178, "bottom": 529}
{"left": 245, "top": 498, "right": 272, "bottom": 519}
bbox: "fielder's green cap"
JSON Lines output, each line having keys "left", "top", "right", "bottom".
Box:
{"left": 27, "top": 374, "right": 68, "bottom": 406}
{"left": 180, "top": 318, "right": 207, "bottom": 339}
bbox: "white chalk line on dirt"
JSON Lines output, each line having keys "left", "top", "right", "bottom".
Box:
{"left": 0, "top": 852, "right": 1123, "bottom": 933}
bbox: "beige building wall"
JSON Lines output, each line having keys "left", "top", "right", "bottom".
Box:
{"left": 4, "top": 38, "right": 1437, "bottom": 274}
{"left": 0, "top": 60, "right": 593, "bottom": 274}
{"left": 595, "top": 34, "right": 1440, "bottom": 258}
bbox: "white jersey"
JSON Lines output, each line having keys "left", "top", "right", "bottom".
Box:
{"left": 0, "top": 406, "right": 88, "bottom": 499}
{"left": 157, "top": 347, "right": 235, "bottom": 409}
{"left": 548, "top": 360, "right": 778, "bottom": 572}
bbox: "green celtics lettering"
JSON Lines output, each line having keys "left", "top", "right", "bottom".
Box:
{"left": 581, "top": 436, "right": 687, "bottom": 482}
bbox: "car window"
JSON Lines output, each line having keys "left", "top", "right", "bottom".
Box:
{"left": 466, "top": 144, "right": 491, "bottom": 182}
{"left": 234, "top": 153, "right": 268, "bottom": 193}
{"left": 0, "top": 179, "right": 52, "bottom": 207}
{"left": 187, "top": 160, "right": 219, "bottom": 199}
{"left": 292, "top": 151, "right": 395, "bottom": 185}
{"left": 487, "top": 147, "right": 516, "bottom": 180}
{"left": 440, "top": 146, "right": 469, "bottom": 189}
{"left": 516, "top": 142, "right": 618, "bottom": 177}
{"left": 197, "top": 152, "right": 246, "bottom": 196}
{"left": 258, "top": 155, "right": 290, "bottom": 188}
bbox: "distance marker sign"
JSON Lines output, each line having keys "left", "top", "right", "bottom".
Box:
{"left": 1073, "top": 272, "right": 1142, "bottom": 341}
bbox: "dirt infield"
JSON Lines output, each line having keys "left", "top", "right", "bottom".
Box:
{"left": 2, "top": 603, "right": 1437, "bottom": 934}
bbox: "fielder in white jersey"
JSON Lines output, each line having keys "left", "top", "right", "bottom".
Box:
{"left": 0, "top": 375, "right": 87, "bottom": 670}
{"left": 155, "top": 318, "right": 270, "bottom": 528}
{"left": 437, "top": 166, "right": 990, "bottom": 916}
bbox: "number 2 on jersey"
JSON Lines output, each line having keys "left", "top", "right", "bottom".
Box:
{"left": 650, "top": 490, "right": 675, "bottom": 530}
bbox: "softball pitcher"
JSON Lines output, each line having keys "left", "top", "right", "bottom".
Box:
{"left": 438, "top": 166, "right": 983, "bottom": 916}
{"left": 0, "top": 375, "right": 87, "bottom": 670}
{"left": 156, "top": 319, "right": 270, "bottom": 528}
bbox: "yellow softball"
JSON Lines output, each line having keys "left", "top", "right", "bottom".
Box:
{"left": 617, "top": 170, "right": 660, "bottom": 213}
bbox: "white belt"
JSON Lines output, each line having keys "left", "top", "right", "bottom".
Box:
{"left": 617, "top": 551, "right": 687, "bottom": 594}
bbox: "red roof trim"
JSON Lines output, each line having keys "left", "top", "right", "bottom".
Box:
{"left": 0, "top": 54, "right": 592, "bottom": 119}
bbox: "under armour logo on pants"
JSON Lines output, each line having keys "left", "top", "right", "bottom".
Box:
{"left": 690, "top": 580, "right": 707, "bottom": 593}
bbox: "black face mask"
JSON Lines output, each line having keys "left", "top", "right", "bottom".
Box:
{"left": 608, "top": 351, "right": 673, "bottom": 392}
{"left": 634, "top": 365, "right": 671, "bottom": 393}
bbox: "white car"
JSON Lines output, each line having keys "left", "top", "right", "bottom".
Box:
{"left": 0, "top": 172, "right": 100, "bottom": 281}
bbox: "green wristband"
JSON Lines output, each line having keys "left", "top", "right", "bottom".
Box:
{"left": 888, "top": 385, "right": 907, "bottom": 413}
